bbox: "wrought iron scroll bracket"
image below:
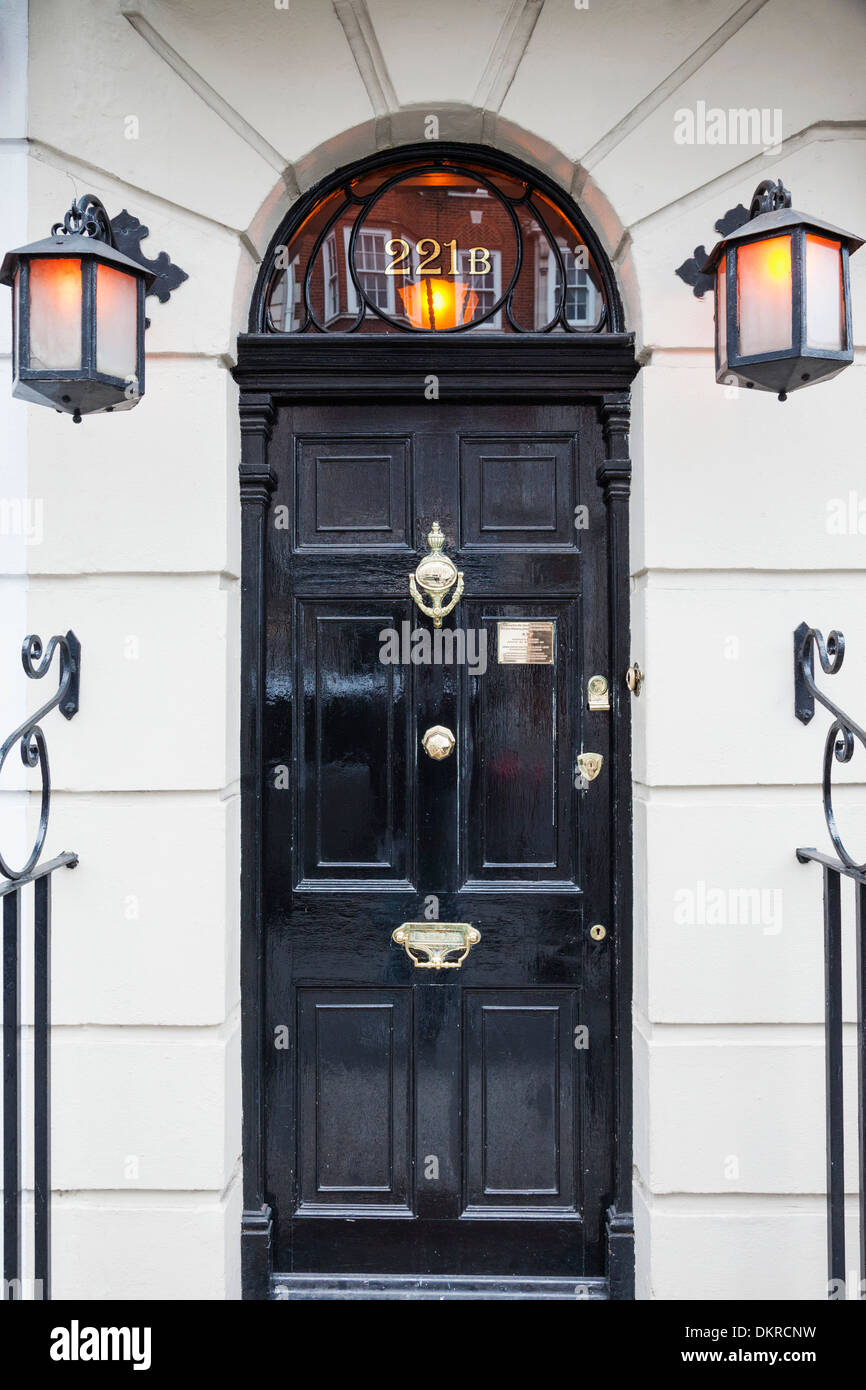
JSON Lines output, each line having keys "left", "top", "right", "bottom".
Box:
{"left": 49, "top": 195, "right": 188, "bottom": 313}
{"left": 794, "top": 621, "right": 866, "bottom": 871}
{"left": 0, "top": 631, "right": 81, "bottom": 882}
{"left": 52, "top": 194, "right": 114, "bottom": 245}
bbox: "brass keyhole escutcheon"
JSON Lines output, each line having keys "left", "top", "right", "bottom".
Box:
{"left": 422, "top": 725, "right": 455, "bottom": 761}
{"left": 577, "top": 752, "right": 604, "bottom": 783}
{"left": 589, "top": 923, "right": 607, "bottom": 941}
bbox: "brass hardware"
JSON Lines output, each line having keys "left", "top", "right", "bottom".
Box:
{"left": 587, "top": 674, "right": 610, "bottom": 711}
{"left": 497, "top": 620, "right": 555, "bottom": 665}
{"left": 626, "top": 662, "right": 644, "bottom": 697}
{"left": 410, "top": 522, "right": 464, "bottom": 628}
{"left": 577, "top": 752, "right": 604, "bottom": 782}
{"left": 392, "top": 921, "right": 480, "bottom": 970}
{"left": 589, "top": 923, "right": 607, "bottom": 941}
{"left": 422, "top": 724, "right": 455, "bottom": 761}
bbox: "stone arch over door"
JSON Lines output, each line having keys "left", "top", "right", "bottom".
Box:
{"left": 234, "top": 140, "right": 639, "bottom": 1300}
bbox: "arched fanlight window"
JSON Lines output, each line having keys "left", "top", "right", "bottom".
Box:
{"left": 256, "top": 149, "right": 616, "bottom": 335}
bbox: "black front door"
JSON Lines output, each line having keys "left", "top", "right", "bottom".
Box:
{"left": 250, "top": 347, "right": 633, "bottom": 1293}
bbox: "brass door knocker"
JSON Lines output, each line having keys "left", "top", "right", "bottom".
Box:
{"left": 409, "top": 522, "right": 464, "bottom": 628}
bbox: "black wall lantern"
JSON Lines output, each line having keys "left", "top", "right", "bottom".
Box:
{"left": 0, "top": 195, "right": 155, "bottom": 422}
{"left": 702, "top": 180, "right": 862, "bottom": 400}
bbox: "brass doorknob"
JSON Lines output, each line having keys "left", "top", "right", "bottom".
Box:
{"left": 422, "top": 725, "right": 455, "bottom": 760}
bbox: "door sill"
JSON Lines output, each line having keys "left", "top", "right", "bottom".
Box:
{"left": 271, "top": 1274, "right": 608, "bottom": 1300}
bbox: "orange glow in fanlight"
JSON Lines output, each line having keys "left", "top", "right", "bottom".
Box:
{"left": 398, "top": 277, "right": 479, "bottom": 329}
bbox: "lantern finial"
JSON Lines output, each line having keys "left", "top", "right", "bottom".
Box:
{"left": 748, "top": 180, "right": 792, "bottom": 220}
{"left": 51, "top": 195, "right": 115, "bottom": 247}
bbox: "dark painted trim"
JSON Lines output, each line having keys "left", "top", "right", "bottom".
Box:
{"left": 239, "top": 392, "right": 276, "bottom": 1301}
{"left": 235, "top": 332, "right": 638, "bottom": 400}
{"left": 599, "top": 394, "right": 636, "bottom": 1302}
{"left": 235, "top": 344, "right": 638, "bottom": 1299}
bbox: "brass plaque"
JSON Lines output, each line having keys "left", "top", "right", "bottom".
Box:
{"left": 497, "top": 620, "right": 555, "bottom": 665}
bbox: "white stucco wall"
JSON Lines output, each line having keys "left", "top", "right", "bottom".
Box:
{"left": 0, "top": 0, "right": 30, "bottom": 875}
{"left": 2, "top": 0, "right": 865, "bottom": 1299}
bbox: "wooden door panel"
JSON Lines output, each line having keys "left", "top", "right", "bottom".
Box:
{"left": 463, "top": 990, "right": 580, "bottom": 1215}
{"left": 461, "top": 601, "right": 579, "bottom": 886}
{"left": 295, "top": 434, "right": 413, "bottom": 551}
{"left": 459, "top": 434, "right": 578, "bottom": 550}
{"left": 296, "top": 601, "right": 414, "bottom": 886}
{"left": 297, "top": 989, "right": 413, "bottom": 1216}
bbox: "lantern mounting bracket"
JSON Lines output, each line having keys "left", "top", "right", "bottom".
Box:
{"left": 109, "top": 209, "right": 189, "bottom": 307}
{"left": 46, "top": 196, "right": 188, "bottom": 310}
{"left": 674, "top": 203, "right": 750, "bottom": 298}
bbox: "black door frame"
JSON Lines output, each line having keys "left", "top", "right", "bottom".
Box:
{"left": 234, "top": 332, "right": 638, "bottom": 1299}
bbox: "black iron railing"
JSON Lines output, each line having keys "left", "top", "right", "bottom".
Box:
{"left": 794, "top": 622, "right": 866, "bottom": 1299}
{"left": 1, "top": 632, "right": 80, "bottom": 1300}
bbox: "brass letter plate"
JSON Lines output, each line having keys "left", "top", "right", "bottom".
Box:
{"left": 392, "top": 922, "right": 480, "bottom": 970}
{"left": 497, "top": 620, "right": 555, "bottom": 665}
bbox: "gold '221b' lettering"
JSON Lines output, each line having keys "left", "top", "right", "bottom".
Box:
{"left": 384, "top": 238, "right": 492, "bottom": 276}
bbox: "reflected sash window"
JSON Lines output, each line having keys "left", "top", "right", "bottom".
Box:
{"left": 458, "top": 246, "right": 501, "bottom": 329}
{"left": 323, "top": 233, "right": 339, "bottom": 323}
{"left": 345, "top": 227, "right": 395, "bottom": 315}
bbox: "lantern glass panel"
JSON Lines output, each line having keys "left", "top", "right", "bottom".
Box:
{"left": 716, "top": 255, "right": 727, "bottom": 373}
{"left": 737, "top": 234, "right": 792, "bottom": 357}
{"left": 28, "top": 258, "right": 82, "bottom": 370}
{"left": 805, "top": 234, "right": 844, "bottom": 351}
{"left": 96, "top": 264, "right": 138, "bottom": 380}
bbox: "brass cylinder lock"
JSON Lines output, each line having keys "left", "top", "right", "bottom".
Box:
{"left": 587, "top": 675, "right": 610, "bottom": 711}
{"left": 589, "top": 923, "right": 607, "bottom": 941}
